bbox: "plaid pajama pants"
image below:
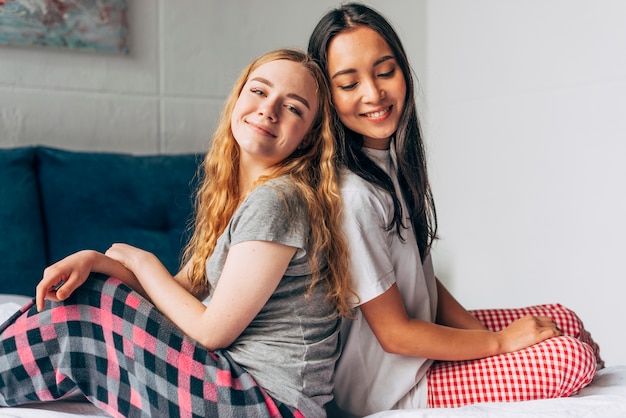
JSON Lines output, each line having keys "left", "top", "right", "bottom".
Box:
{"left": 0, "top": 276, "right": 303, "bottom": 418}
{"left": 427, "top": 303, "right": 601, "bottom": 408}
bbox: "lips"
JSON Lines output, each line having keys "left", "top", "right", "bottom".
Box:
{"left": 245, "top": 120, "right": 276, "bottom": 137}
{"left": 362, "top": 106, "right": 391, "bottom": 120}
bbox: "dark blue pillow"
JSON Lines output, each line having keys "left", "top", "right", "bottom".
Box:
{"left": 0, "top": 147, "right": 48, "bottom": 295}
{"left": 37, "top": 147, "right": 201, "bottom": 275}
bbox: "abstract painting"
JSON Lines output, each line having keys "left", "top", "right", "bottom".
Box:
{"left": 0, "top": 0, "right": 128, "bottom": 53}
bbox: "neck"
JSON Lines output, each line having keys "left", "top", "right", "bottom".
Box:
{"left": 363, "top": 136, "right": 391, "bottom": 150}
{"left": 238, "top": 156, "right": 270, "bottom": 197}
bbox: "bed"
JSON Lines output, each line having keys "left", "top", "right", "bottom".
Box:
{"left": 2, "top": 295, "right": 626, "bottom": 418}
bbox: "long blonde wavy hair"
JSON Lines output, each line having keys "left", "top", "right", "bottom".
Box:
{"left": 182, "top": 48, "right": 353, "bottom": 317}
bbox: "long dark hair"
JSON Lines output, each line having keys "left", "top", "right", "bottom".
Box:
{"left": 308, "top": 2, "right": 437, "bottom": 259}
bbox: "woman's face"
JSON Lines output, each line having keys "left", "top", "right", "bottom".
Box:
{"left": 231, "top": 59, "right": 319, "bottom": 170}
{"left": 327, "top": 25, "right": 406, "bottom": 150}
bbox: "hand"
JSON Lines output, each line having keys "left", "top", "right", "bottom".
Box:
{"left": 105, "top": 243, "right": 154, "bottom": 272}
{"left": 36, "top": 250, "right": 96, "bottom": 312}
{"left": 497, "top": 314, "right": 562, "bottom": 353}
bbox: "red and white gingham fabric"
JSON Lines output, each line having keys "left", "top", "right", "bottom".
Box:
{"left": 470, "top": 303, "right": 603, "bottom": 368}
{"left": 427, "top": 304, "right": 600, "bottom": 408}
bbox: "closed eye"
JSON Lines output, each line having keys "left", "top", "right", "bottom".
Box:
{"left": 339, "top": 82, "right": 358, "bottom": 91}
{"left": 379, "top": 68, "right": 395, "bottom": 78}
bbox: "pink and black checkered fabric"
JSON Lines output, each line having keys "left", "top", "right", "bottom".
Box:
{"left": 0, "top": 276, "right": 302, "bottom": 418}
{"left": 427, "top": 304, "right": 599, "bottom": 408}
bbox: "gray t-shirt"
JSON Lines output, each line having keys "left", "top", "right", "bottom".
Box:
{"left": 205, "top": 177, "right": 340, "bottom": 417}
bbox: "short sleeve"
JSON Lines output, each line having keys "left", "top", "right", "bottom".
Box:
{"left": 341, "top": 173, "right": 396, "bottom": 306}
{"left": 229, "top": 180, "right": 310, "bottom": 272}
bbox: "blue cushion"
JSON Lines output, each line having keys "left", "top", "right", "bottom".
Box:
{"left": 0, "top": 147, "right": 48, "bottom": 295}
{"left": 37, "top": 147, "right": 201, "bottom": 275}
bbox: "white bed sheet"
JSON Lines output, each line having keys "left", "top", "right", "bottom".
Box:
{"left": 368, "top": 365, "right": 626, "bottom": 418}
{"left": 2, "top": 297, "right": 626, "bottom": 418}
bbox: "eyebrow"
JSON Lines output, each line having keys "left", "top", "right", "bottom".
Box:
{"left": 330, "top": 55, "right": 396, "bottom": 80}
{"left": 250, "top": 77, "right": 311, "bottom": 110}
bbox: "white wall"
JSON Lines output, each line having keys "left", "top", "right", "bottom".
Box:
{"left": 1, "top": 0, "right": 624, "bottom": 366}
{"left": 424, "top": 0, "right": 626, "bottom": 366}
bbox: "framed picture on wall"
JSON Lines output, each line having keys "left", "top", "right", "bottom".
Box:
{"left": 0, "top": 0, "right": 128, "bottom": 54}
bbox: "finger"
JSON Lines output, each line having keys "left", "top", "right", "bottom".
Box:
{"left": 104, "top": 246, "right": 120, "bottom": 259}
{"left": 36, "top": 286, "right": 46, "bottom": 312}
{"left": 107, "top": 243, "right": 125, "bottom": 254}
{"left": 36, "top": 278, "right": 66, "bottom": 311}
{"left": 541, "top": 316, "right": 563, "bottom": 334}
{"left": 36, "top": 271, "right": 54, "bottom": 311}
{"left": 542, "top": 317, "right": 562, "bottom": 336}
{"left": 38, "top": 270, "right": 79, "bottom": 309}
{"left": 54, "top": 273, "right": 81, "bottom": 301}
{"left": 534, "top": 315, "right": 558, "bottom": 328}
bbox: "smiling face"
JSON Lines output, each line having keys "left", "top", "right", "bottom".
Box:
{"left": 327, "top": 25, "right": 406, "bottom": 150}
{"left": 230, "top": 59, "right": 319, "bottom": 171}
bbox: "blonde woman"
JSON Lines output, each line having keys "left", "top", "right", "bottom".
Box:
{"left": 1, "top": 49, "right": 350, "bottom": 418}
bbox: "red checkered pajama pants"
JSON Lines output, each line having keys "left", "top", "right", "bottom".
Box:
{"left": 0, "top": 276, "right": 303, "bottom": 418}
{"left": 426, "top": 304, "right": 601, "bottom": 408}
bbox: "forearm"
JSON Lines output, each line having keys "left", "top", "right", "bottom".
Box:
{"left": 116, "top": 250, "right": 210, "bottom": 344}
{"left": 363, "top": 284, "right": 497, "bottom": 360}
{"left": 363, "top": 283, "right": 559, "bottom": 361}
{"left": 435, "top": 278, "right": 487, "bottom": 330}
{"left": 385, "top": 312, "right": 561, "bottom": 361}
{"left": 387, "top": 319, "right": 501, "bottom": 360}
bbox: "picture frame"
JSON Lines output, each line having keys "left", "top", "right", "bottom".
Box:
{"left": 0, "top": 0, "right": 128, "bottom": 54}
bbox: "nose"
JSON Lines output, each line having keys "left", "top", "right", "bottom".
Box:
{"left": 258, "top": 99, "right": 278, "bottom": 122}
{"left": 362, "top": 78, "right": 384, "bottom": 103}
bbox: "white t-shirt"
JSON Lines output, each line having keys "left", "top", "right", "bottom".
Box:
{"left": 333, "top": 148, "right": 438, "bottom": 416}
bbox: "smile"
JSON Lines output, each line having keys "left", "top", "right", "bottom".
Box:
{"left": 246, "top": 120, "right": 276, "bottom": 137}
{"left": 362, "top": 107, "right": 391, "bottom": 119}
